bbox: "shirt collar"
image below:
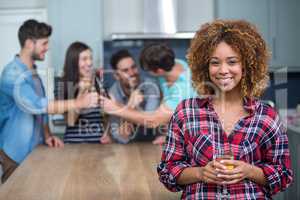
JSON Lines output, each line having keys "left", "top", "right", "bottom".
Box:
{"left": 115, "top": 76, "right": 145, "bottom": 100}
{"left": 203, "top": 96, "right": 256, "bottom": 115}
{"left": 116, "top": 81, "right": 127, "bottom": 99}
{"left": 14, "top": 55, "right": 38, "bottom": 72}
{"left": 14, "top": 55, "right": 27, "bottom": 71}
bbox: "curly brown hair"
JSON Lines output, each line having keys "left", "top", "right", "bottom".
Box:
{"left": 187, "top": 19, "right": 270, "bottom": 98}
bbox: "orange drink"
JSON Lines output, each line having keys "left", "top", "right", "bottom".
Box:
{"left": 215, "top": 154, "right": 235, "bottom": 170}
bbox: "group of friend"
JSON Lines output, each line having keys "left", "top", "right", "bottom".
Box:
{"left": 0, "top": 18, "right": 293, "bottom": 199}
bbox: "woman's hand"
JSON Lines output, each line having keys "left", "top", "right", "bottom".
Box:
{"left": 215, "top": 160, "right": 253, "bottom": 184}
{"left": 199, "top": 160, "right": 227, "bottom": 184}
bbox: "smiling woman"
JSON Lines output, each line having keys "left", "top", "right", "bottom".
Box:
{"left": 208, "top": 41, "right": 243, "bottom": 94}
{"left": 61, "top": 42, "right": 111, "bottom": 144}
{"left": 157, "top": 19, "right": 293, "bottom": 200}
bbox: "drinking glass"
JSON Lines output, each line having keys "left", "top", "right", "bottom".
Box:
{"left": 214, "top": 148, "right": 234, "bottom": 199}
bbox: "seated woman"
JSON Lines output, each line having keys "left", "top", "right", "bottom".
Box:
{"left": 61, "top": 41, "right": 111, "bottom": 144}
{"left": 157, "top": 20, "right": 293, "bottom": 199}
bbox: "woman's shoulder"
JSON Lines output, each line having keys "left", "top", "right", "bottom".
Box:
{"left": 254, "top": 99, "right": 278, "bottom": 119}
{"left": 253, "top": 99, "right": 285, "bottom": 131}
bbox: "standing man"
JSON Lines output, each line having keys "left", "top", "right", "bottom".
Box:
{"left": 101, "top": 44, "right": 198, "bottom": 144}
{"left": 108, "top": 49, "right": 160, "bottom": 144}
{"left": 0, "top": 19, "right": 98, "bottom": 183}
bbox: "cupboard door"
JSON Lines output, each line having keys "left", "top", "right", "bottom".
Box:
{"left": 270, "top": 0, "right": 300, "bottom": 67}
{"left": 215, "top": 0, "right": 270, "bottom": 48}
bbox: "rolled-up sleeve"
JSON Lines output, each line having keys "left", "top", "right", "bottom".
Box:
{"left": 258, "top": 119, "right": 293, "bottom": 195}
{"left": 157, "top": 108, "right": 190, "bottom": 192}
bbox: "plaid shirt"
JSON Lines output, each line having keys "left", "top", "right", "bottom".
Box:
{"left": 157, "top": 97, "right": 293, "bottom": 200}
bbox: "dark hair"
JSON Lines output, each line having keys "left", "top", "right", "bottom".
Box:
{"left": 187, "top": 19, "right": 270, "bottom": 98}
{"left": 18, "top": 19, "right": 52, "bottom": 47}
{"left": 61, "top": 41, "right": 91, "bottom": 99}
{"left": 110, "top": 49, "right": 133, "bottom": 70}
{"left": 139, "top": 43, "right": 175, "bottom": 72}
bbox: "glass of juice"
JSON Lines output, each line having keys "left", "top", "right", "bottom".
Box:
{"left": 215, "top": 152, "right": 235, "bottom": 170}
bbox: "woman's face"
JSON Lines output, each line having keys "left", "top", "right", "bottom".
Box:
{"left": 78, "top": 49, "right": 93, "bottom": 79}
{"left": 209, "top": 41, "right": 243, "bottom": 94}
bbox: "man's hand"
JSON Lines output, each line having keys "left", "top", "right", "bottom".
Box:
{"left": 99, "top": 95, "right": 123, "bottom": 114}
{"left": 100, "top": 132, "right": 112, "bottom": 144}
{"left": 118, "top": 120, "right": 135, "bottom": 140}
{"left": 127, "top": 89, "right": 144, "bottom": 109}
{"left": 45, "top": 135, "right": 64, "bottom": 148}
{"left": 152, "top": 135, "right": 166, "bottom": 145}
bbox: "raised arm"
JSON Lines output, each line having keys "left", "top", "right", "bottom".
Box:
{"left": 100, "top": 95, "right": 173, "bottom": 128}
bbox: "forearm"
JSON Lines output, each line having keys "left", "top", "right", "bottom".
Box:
{"left": 177, "top": 167, "right": 202, "bottom": 185}
{"left": 111, "top": 106, "right": 153, "bottom": 126}
{"left": 111, "top": 105, "right": 171, "bottom": 128}
{"left": 65, "top": 110, "right": 80, "bottom": 126}
{"left": 47, "top": 100, "right": 78, "bottom": 114}
{"left": 248, "top": 165, "right": 267, "bottom": 186}
{"left": 43, "top": 124, "right": 52, "bottom": 139}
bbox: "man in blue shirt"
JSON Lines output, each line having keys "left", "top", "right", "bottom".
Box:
{"left": 100, "top": 44, "right": 198, "bottom": 144}
{"left": 0, "top": 19, "right": 99, "bottom": 183}
{"left": 108, "top": 49, "right": 160, "bottom": 144}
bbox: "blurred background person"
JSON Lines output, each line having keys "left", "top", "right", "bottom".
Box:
{"left": 100, "top": 44, "right": 198, "bottom": 145}
{"left": 108, "top": 49, "right": 160, "bottom": 144}
{"left": 61, "top": 41, "right": 111, "bottom": 144}
{"left": 0, "top": 20, "right": 98, "bottom": 183}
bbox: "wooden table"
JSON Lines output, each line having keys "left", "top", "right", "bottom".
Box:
{"left": 0, "top": 143, "right": 181, "bottom": 200}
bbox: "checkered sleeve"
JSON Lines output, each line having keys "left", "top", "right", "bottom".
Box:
{"left": 157, "top": 105, "right": 191, "bottom": 192}
{"left": 258, "top": 115, "right": 293, "bottom": 195}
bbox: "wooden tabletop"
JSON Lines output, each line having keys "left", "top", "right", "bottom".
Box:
{"left": 0, "top": 143, "right": 181, "bottom": 200}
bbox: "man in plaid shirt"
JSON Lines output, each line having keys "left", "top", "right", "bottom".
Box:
{"left": 158, "top": 19, "right": 293, "bottom": 200}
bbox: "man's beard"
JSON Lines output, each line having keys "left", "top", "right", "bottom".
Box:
{"left": 128, "top": 76, "right": 140, "bottom": 89}
{"left": 32, "top": 52, "right": 44, "bottom": 61}
{"left": 121, "top": 77, "right": 139, "bottom": 93}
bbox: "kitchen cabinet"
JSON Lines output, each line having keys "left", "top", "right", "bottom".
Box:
{"left": 177, "top": 0, "right": 214, "bottom": 32}
{"left": 215, "top": 0, "right": 300, "bottom": 68}
{"left": 103, "top": 0, "right": 215, "bottom": 39}
{"left": 103, "top": 0, "right": 144, "bottom": 39}
{"left": 215, "top": 0, "right": 271, "bottom": 57}
{"left": 270, "top": 0, "right": 300, "bottom": 67}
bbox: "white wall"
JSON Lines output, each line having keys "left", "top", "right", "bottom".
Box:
{"left": 0, "top": 0, "right": 47, "bottom": 9}
{"left": 47, "top": 0, "right": 103, "bottom": 76}
{"left": 0, "top": 8, "right": 54, "bottom": 98}
{"left": 0, "top": 0, "right": 48, "bottom": 74}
